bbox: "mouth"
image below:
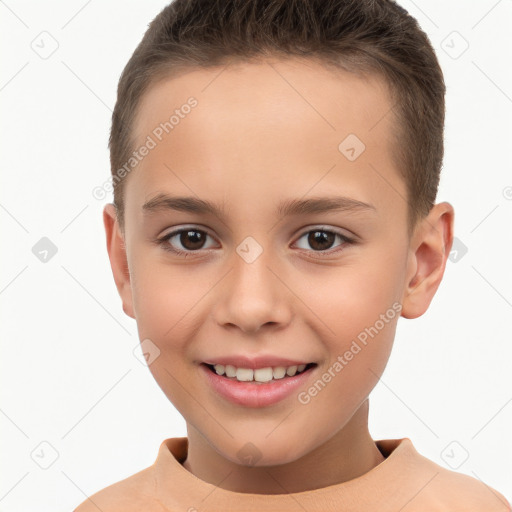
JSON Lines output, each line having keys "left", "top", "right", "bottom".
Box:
{"left": 202, "top": 362, "right": 317, "bottom": 383}
{"left": 200, "top": 361, "right": 318, "bottom": 408}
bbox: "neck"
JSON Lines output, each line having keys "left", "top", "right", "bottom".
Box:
{"left": 181, "top": 399, "right": 385, "bottom": 494}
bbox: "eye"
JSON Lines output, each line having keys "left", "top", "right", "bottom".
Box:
{"left": 156, "top": 227, "right": 217, "bottom": 256}
{"left": 155, "top": 225, "right": 355, "bottom": 258}
{"left": 294, "top": 227, "right": 354, "bottom": 256}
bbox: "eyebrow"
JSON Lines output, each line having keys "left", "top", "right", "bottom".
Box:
{"left": 142, "top": 193, "right": 376, "bottom": 219}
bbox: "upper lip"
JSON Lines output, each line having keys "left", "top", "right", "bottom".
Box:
{"left": 203, "top": 355, "right": 316, "bottom": 369}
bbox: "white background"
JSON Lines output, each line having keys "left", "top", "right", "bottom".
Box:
{"left": 1, "top": 0, "right": 511, "bottom": 510}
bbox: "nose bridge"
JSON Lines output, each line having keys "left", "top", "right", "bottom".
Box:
{"left": 234, "top": 237, "right": 275, "bottom": 296}
{"left": 214, "top": 237, "right": 291, "bottom": 333}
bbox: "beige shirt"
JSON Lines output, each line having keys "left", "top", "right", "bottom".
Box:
{"left": 74, "top": 436, "right": 511, "bottom": 511}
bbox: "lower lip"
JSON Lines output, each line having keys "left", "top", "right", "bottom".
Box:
{"left": 200, "top": 363, "right": 317, "bottom": 408}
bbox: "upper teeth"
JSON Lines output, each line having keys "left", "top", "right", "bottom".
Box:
{"left": 213, "top": 364, "right": 307, "bottom": 382}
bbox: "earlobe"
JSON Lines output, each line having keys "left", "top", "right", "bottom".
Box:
{"left": 103, "top": 204, "right": 135, "bottom": 319}
{"left": 401, "top": 202, "right": 454, "bottom": 319}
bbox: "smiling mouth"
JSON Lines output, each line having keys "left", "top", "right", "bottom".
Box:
{"left": 203, "top": 362, "right": 317, "bottom": 383}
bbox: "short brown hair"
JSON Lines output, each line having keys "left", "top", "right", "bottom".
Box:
{"left": 109, "top": 0, "right": 445, "bottom": 235}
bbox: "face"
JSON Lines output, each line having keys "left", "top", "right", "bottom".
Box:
{"left": 105, "top": 57, "right": 451, "bottom": 466}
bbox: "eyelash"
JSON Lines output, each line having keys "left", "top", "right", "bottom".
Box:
{"left": 155, "top": 226, "right": 355, "bottom": 258}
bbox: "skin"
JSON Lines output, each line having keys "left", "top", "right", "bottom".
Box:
{"left": 104, "top": 57, "right": 454, "bottom": 494}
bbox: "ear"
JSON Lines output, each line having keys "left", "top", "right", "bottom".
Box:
{"left": 401, "top": 202, "right": 454, "bottom": 319}
{"left": 103, "top": 204, "right": 135, "bottom": 319}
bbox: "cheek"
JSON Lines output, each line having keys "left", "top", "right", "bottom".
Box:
{"left": 130, "top": 250, "right": 203, "bottom": 340}
{"left": 129, "top": 258, "right": 201, "bottom": 408}
{"left": 132, "top": 275, "right": 177, "bottom": 340}
{"left": 129, "top": 254, "right": 216, "bottom": 396}
{"left": 298, "top": 251, "right": 401, "bottom": 391}
{"left": 303, "top": 296, "right": 397, "bottom": 430}
{"left": 304, "top": 257, "right": 400, "bottom": 338}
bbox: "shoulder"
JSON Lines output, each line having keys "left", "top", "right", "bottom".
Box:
{"left": 73, "top": 465, "right": 165, "bottom": 512}
{"left": 408, "top": 451, "right": 511, "bottom": 511}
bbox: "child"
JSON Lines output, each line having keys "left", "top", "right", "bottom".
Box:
{"left": 74, "top": 0, "right": 511, "bottom": 510}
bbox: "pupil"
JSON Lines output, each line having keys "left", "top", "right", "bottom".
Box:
{"left": 181, "top": 230, "right": 205, "bottom": 250}
{"left": 309, "top": 230, "right": 334, "bottom": 250}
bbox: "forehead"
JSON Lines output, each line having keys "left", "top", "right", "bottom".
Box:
{"left": 126, "top": 57, "right": 405, "bottom": 225}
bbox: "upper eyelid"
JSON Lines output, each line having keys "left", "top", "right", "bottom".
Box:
{"left": 161, "top": 225, "right": 217, "bottom": 242}
{"left": 159, "top": 225, "right": 213, "bottom": 240}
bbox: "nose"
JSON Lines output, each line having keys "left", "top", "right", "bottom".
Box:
{"left": 213, "top": 248, "right": 292, "bottom": 334}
